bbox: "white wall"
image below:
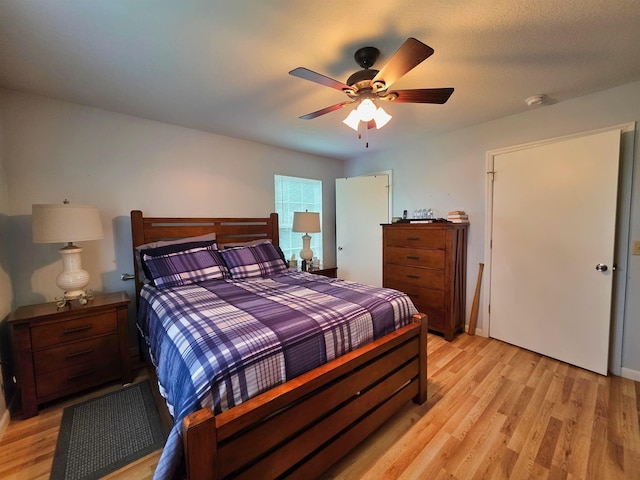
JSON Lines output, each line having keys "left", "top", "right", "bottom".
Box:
{"left": 0, "top": 109, "right": 12, "bottom": 436}
{"left": 345, "top": 80, "right": 640, "bottom": 377}
{"left": 0, "top": 89, "right": 344, "bottom": 350}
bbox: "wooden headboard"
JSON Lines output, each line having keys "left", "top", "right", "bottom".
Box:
{"left": 130, "top": 210, "right": 279, "bottom": 302}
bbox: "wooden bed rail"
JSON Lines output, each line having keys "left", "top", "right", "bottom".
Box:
{"left": 182, "top": 313, "right": 428, "bottom": 480}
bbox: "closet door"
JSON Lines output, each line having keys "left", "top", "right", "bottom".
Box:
{"left": 488, "top": 129, "right": 620, "bottom": 375}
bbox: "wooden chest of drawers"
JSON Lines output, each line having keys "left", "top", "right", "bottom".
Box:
{"left": 9, "top": 291, "right": 131, "bottom": 418}
{"left": 382, "top": 223, "right": 468, "bottom": 341}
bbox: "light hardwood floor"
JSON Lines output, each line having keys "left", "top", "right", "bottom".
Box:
{"left": 1, "top": 333, "right": 638, "bottom": 479}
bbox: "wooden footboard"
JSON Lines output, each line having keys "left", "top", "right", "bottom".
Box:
{"left": 182, "top": 313, "right": 428, "bottom": 480}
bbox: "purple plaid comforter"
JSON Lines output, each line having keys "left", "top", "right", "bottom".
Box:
{"left": 138, "top": 271, "right": 417, "bottom": 479}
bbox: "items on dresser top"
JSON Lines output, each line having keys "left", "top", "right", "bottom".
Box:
{"left": 382, "top": 223, "right": 468, "bottom": 341}
{"left": 9, "top": 291, "right": 131, "bottom": 418}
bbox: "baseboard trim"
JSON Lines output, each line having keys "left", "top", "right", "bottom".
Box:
{"left": 464, "top": 325, "right": 486, "bottom": 338}
{"left": 0, "top": 408, "right": 10, "bottom": 442}
{"left": 620, "top": 367, "right": 640, "bottom": 382}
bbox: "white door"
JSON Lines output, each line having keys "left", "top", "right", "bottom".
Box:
{"left": 488, "top": 129, "right": 621, "bottom": 375}
{"left": 336, "top": 175, "right": 389, "bottom": 286}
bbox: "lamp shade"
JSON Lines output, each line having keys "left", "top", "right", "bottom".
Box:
{"left": 292, "top": 211, "right": 321, "bottom": 233}
{"left": 33, "top": 204, "right": 104, "bottom": 244}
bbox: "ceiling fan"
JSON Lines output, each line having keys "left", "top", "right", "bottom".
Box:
{"left": 289, "top": 38, "right": 454, "bottom": 132}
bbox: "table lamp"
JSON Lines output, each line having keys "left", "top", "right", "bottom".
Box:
{"left": 292, "top": 211, "right": 321, "bottom": 271}
{"left": 32, "top": 201, "right": 104, "bottom": 306}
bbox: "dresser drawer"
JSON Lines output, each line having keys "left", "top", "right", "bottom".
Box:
{"left": 385, "top": 228, "right": 446, "bottom": 249}
{"left": 31, "top": 311, "right": 117, "bottom": 350}
{"left": 33, "top": 334, "right": 120, "bottom": 375}
{"left": 385, "top": 282, "right": 445, "bottom": 309}
{"left": 385, "top": 247, "right": 445, "bottom": 269}
{"left": 35, "top": 356, "right": 121, "bottom": 399}
{"left": 384, "top": 264, "right": 444, "bottom": 290}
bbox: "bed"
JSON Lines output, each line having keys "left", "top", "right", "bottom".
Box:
{"left": 130, "top": 210, "right": 428, "bottom": 480}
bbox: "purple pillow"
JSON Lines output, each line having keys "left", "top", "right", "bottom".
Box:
{"left": 137, "top": 237, "right": 218, "bottom": 284}
{"left": 142, "top": 246, "right": 229, "bottom": 288}
{"left": 221, "top": 243, "right": 288, "bottom": 279}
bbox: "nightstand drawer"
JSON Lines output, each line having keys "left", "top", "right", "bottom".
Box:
{"left": 385, "top": 229, "right": 446, "bottom": 249}
{"left": 384, "top": 264, "right": 444, "bottom": 290}
{"left": 33, "top": 334, "right": 120, "bottom": 375}
{"left": 385, "top": 247, "right": 445, "bottom": 269}
{"left": 31, "top": 311, "right": 117, "bottom": 350}
{"left": 35, "top": 357, "right": 121, "bottom": 399}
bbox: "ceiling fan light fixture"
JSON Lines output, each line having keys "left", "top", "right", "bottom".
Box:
{"left": 290, "top": 38, "right": 453, "bottom": 137}
{"left": 343, "top": 110, "right": 361, "bottom": 131}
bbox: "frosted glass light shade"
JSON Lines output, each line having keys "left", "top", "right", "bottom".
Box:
{"left": 343, "top": 101, "right": 392, "bottom": 131}
{"left": 356, "top": 98, "right": 377, "bottom": 122}
{"left": 343, "top": 110, "right": 361, "bottom": 131}
{"left": 373, "top": 107, "right": 392, "bottom": 129}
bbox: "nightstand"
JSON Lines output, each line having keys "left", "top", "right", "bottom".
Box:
{"left": 306, "top": 265, "right": 338, "bottom": 278}
{"left": 9, "top": 291, "right": 131, "bottom": 418}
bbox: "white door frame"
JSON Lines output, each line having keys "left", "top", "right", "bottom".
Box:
{"left": 484, "top": 122, "right": 635, "bottom": 375}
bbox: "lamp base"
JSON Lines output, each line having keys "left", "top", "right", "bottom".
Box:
{"left": 55, "top": 245, "right": 93, "bottom": 307}
{"left": 299, "top": 234, "right": 313, "bottom": 271}
{"left": 56, "top": 290, "right": 94, "bottom": 308}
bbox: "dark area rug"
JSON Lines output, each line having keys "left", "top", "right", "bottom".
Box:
{"left": 51, "top": 380, "right": 165, "bottom": 480}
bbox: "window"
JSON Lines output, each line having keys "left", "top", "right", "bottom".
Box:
{"left": 274, "top": 175, "right": 323, "bottom": 263}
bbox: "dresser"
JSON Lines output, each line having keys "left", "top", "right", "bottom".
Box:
{"left": 382, "top": 223, "right": 468, "bottom": 341}
{"left": 10, "top": 291, "right": 131, "bottom": 418}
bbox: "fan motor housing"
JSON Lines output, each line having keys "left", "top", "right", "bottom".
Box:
{"left": 343, "top": 46, "right": 383, "bottom": 97}
{"left": 346, "top": 69, "right": 379, "bottom": 96}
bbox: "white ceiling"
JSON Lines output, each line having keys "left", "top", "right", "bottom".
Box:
{"left": 2, "top": 0, "right": 640, "bottom": 161}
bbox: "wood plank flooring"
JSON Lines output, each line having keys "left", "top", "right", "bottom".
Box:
{"left": 1, "top": 333, "right": 638, "bottom": 479}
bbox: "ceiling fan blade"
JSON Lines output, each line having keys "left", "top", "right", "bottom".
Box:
{"left": 289, "top": 67, "right": 352, "bottom": 92}
{"left": 371, "top": 38, "right": 434, "bottom": 91}
{"left": 383, "top": 88, "right": 454, "bottom": 104}
{"left": 299, "top": 101, "right": 354, "bottom": 120}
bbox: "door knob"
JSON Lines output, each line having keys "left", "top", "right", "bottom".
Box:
{"left": 595, "top": 264, "right": 608, "bottom": 272}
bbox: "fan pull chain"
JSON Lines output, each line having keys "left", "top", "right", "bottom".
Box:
{"left": 355, "top": 121, "right": 370, "bottom": 148}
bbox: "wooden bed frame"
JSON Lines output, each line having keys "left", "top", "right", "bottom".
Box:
{"left": 130, "top": 210, "right": 428, "bottom": 480}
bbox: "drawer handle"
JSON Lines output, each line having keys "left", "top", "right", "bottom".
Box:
{"left": 406, "top": 237, "right": 421, "bottom": 241}
{"left": 68, "top": 369, "right": 95, "bottom": 381}
{"left": 65, "top": 348, "right": 94, "bottom": 359}
{"left": 406, "top": 255, "right": 420, "bottom": 260}
{"left": 406, "top": 274, "right": 420, "bottom": 279}
{"left": 63, "top": 325, "right": 93, "bottom": 335}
